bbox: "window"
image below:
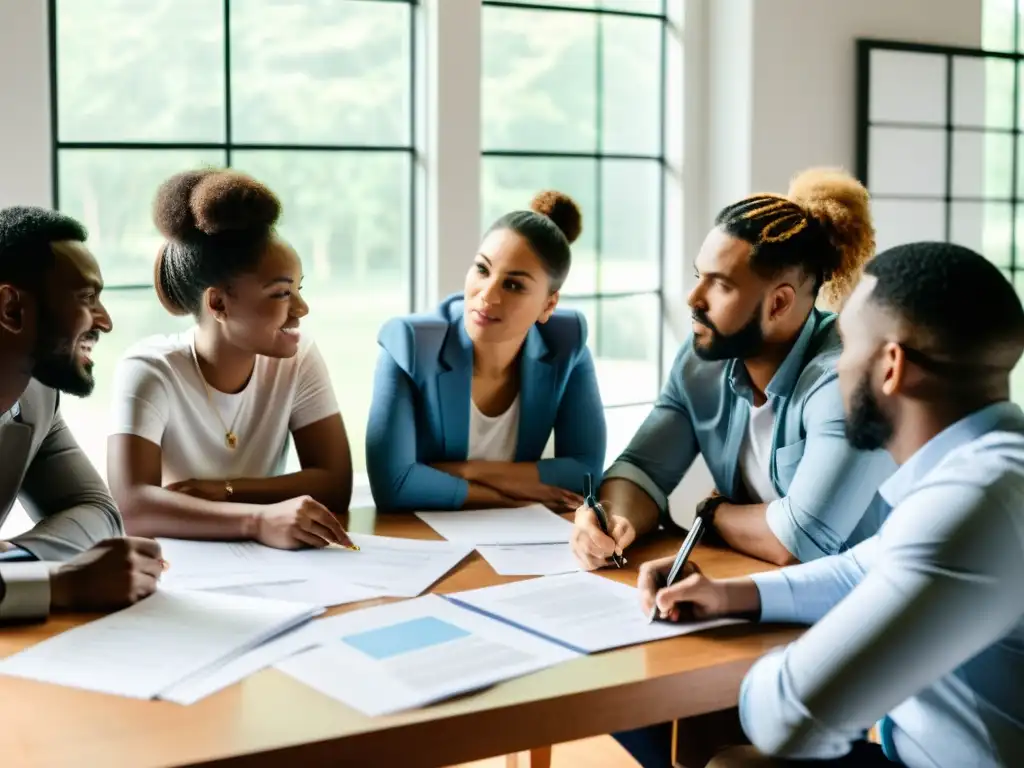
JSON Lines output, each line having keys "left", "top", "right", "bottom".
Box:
{"left": 50, "top": 0, "right": 416, "bottom": 476}
{"left": 480, "top": 0, "right": 668, "bottom": 452}
{"left": 857, "top": 29, "right": 1024, "bottom": 399}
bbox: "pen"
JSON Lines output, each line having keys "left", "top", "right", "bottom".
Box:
{"left": 584, "top": 473, "right": 626, "bottom": 568}
{"left": 647, "top": 514, "right": 707, "bottom": 624}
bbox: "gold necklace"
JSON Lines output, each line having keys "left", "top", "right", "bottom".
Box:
{"left": 190, "top": 338, "right": 241, "bottom": 450}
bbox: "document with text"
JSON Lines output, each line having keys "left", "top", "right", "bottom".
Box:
{"left": 0, "top": 590, "right": 320, "bottom": 699}
{"left": 476, "top": 543, "right": 580, "bottom": 576}
{"left": 415, "top": 505, "right": 573, "bottom": 546}
{"left": 449, "top": 572, "right": 743, "bottom": 653}
{"left": 275, "top": 594, "right": 580, "bottom": 716}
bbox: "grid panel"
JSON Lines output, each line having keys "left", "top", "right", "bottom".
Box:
{"left": 49, "top": 0, "right": 418, "bottom": 475}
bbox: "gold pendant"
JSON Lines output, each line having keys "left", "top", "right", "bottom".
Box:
{"left": 225, "top": 431, "right": 238, "bottom": 450}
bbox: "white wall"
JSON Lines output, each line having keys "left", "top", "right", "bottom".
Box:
{"left": 706, "top": 0, "right": 983, "bottom": 216}
{"left": 0, "top": 0, "right": 49, "bottom": 208}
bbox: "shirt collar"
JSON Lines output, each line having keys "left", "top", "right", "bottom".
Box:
{"left": 879, "top": 401, "right": 1021, "bottom": 507}
{"left": 729, "top": 309, "right": 826, "bottom": 402}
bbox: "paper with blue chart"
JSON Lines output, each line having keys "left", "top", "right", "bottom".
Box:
{"left": 275, "top": 594, "right": 580, "bottom": 716}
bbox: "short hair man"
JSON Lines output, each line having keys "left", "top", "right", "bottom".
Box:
{"left": 641, "top": 242, "right": 1024, "bottom": 767}
{"left": 0, "top": 206, "right": 162, "bottom": 622}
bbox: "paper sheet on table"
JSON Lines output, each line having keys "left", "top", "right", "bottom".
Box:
{"left": 161, "top": 612, "right": 364, "bottom": 705}
{"left": 275, "top": 594, "right": 580, "bottom": 716}
{"left": 212, "top": 578, "right": 385, "bottom": 608}
{"left": 158, "top": 534, "right": 472, "bottom": 598}
{"left": 476, "top": 543, "right": 580, "bottom": 576}
{"left": 449, "top": 572, "right": 743, "bottom": 653}
{"left": 156, "top": 538, "right": 307, "bottom": 590}
{"left": 415, "top": 505, "right": 573, "bottom": 545}
{"left": 0, "top": 590, "right": 319, "bottom": 699}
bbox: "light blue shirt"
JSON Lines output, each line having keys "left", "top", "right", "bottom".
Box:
{"left": 604, "top": 309, "right": 895, "bottom": 561}
{"left": 742, "top": 401, "right": 1024, "bottom": 767}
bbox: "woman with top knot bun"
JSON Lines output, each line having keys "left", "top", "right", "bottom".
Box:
{"left": 107, "top": 168, "right": 356, "bottom": 551}
{"left": 367, "top": 191, "right": 606, "bottom": 511}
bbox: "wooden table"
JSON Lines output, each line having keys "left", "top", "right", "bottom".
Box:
{"left": 1, "top": 509, "right": 801, "bottom": 768}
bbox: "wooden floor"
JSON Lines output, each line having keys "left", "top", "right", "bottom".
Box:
{"left": 451, "top": 736, "right": 638, "bottom": 768}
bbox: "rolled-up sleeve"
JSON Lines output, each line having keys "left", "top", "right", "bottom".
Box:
{"left": 602, "top": 349, "right": 698, "bottom": 517}
{"left": 765, "top": 381, "right": 895, "bottom": 561}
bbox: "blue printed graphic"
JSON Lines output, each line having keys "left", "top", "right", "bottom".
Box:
{"left": 343, "top": 616, "right": 470, "bottom": 660}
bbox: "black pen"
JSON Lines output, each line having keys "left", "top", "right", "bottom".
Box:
{"left": 584, "top": 473, "right": 626, "bottom": 568}
{"left": 647, "top": 514, "right": 708, "bottom": 623}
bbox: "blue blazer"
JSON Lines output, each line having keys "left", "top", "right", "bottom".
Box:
{"left": 366, "top": 293, "right": 606, "bottom": 510}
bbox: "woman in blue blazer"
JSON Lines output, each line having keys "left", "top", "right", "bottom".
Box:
{"left": 367, "top": 191, "right": 606, "bottom": 511}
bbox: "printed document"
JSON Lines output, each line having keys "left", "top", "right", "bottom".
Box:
{"left": 0, "top": 590, "right": 319, "bottom": 699}
{"left": 450, "top": 572, "right": 742, "bottom": 653}
{"left": 415, "top": 505, "right": 573, "bottom": 545}
{"left": 476, "top": 543, "right": 580, "bottom": 576}
{"left": 158, "top": 534, "right": 472, "bottom": 599}
{"left": 275, "top": 594, "right": 580, "bottom": 716}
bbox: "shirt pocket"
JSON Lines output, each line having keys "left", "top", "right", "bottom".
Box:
{"left": 773, "top": 438, "right": 806, "bottom": 490}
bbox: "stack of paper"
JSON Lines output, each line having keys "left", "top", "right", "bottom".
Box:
{"left": 0, "top": 590, "right": 320, "bottom": 699}
{"left": 157, "top": 533, "right": 472, "bottom": 607}
{"left": 275, "top": 595, "right": 580, "bottom": 716}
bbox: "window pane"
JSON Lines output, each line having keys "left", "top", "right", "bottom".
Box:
{"left": 230, "top": 0, "right": 411, "bottom": 146}
{"left": 59, "top": 290, "right": 192, "bottom": 475}
{"left": 560, "top": 292, "right": 660, "bottom": 405}
{"left": 602, "top": 16, "right": 662, "bottom": 155}
{"left": 482, "top": 156, "right": 598, "bottom": 294}
{"left": 58, "top": 149, "right": 228, "bottom": 287}
{"left": 601, "top": 160, "right": 660, "bottom": 292}
{"left": 232, "top": 150, "right": 413, "bottom": 472}
{"left": 482, "top": 8, "right": 598, "bottom": 152}
{"left": 983, "top": 0, "right": 1017, "bottom": 52}
{"left": 56, "top": 0, "right": 225, "bottom": 142}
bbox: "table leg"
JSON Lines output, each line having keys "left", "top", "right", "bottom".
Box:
{"left": 504, "top": 746, "right": 552, "bottom": 768}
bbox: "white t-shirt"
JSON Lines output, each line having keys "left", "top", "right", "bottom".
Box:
{"left": 110, "top": 330, "right": 339, "bottom": 484}
{"left": 466, "top": 395, "right": 520, "bottom": 462}
{"left": 738, "top": 401, "right": 781, "bottom": 503}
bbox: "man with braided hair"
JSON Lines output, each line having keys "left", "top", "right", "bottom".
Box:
{"left": 573, "top": 168, "right": 895, "bottom": 577}
{"left": 578, "top": 169, "right": 898, "bottom": 766}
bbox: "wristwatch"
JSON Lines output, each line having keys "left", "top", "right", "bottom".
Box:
{"left": 695, "top": 493, "right": 728, "bottom": 528}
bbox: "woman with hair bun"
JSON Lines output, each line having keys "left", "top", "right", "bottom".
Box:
{"left": 107, "top": 168, "right": 355, "bottom": 550}
{"left": 367, "top": 191, "right": 606, "bottom": 511}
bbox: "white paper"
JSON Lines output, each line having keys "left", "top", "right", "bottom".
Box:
{"left": 157, "top": 538, "right": 307, "bottom": 590}
{"left": 0, "top": 590, "right": 319, "bottom": 699}
{"left": 450, "top": 572, "right": 743, "bottom": 653}
{"left": 158, "top": 534, "right": 472, "bottom": 599}
{"left": 275, "top": 594, "right": 580, "bottom": 716}
{"left": 212, "top": 579, "right": 385, "bottom": 608}
{"left": 160, "top": 612, "right": 360, "bottom": 705}
{"left": 476, "top": 543, "right": 580, "bottom": 576}
{"left": 415, "top": 505, "right": 573, "bottom": 545}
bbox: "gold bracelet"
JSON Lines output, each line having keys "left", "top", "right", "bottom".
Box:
{"left": 225, "top": 479, "right": 234, "bottom": 499}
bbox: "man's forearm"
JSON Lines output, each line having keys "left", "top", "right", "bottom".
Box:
{"left": 599, "top": 478, "right": 660, "bottom": 537}
{"left": 713, "top": 502, "right": 798, "bottom": 566}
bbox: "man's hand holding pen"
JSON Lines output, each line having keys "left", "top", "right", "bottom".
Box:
{"left": 571, "top": 502, "right": 636, "bottom": 570}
